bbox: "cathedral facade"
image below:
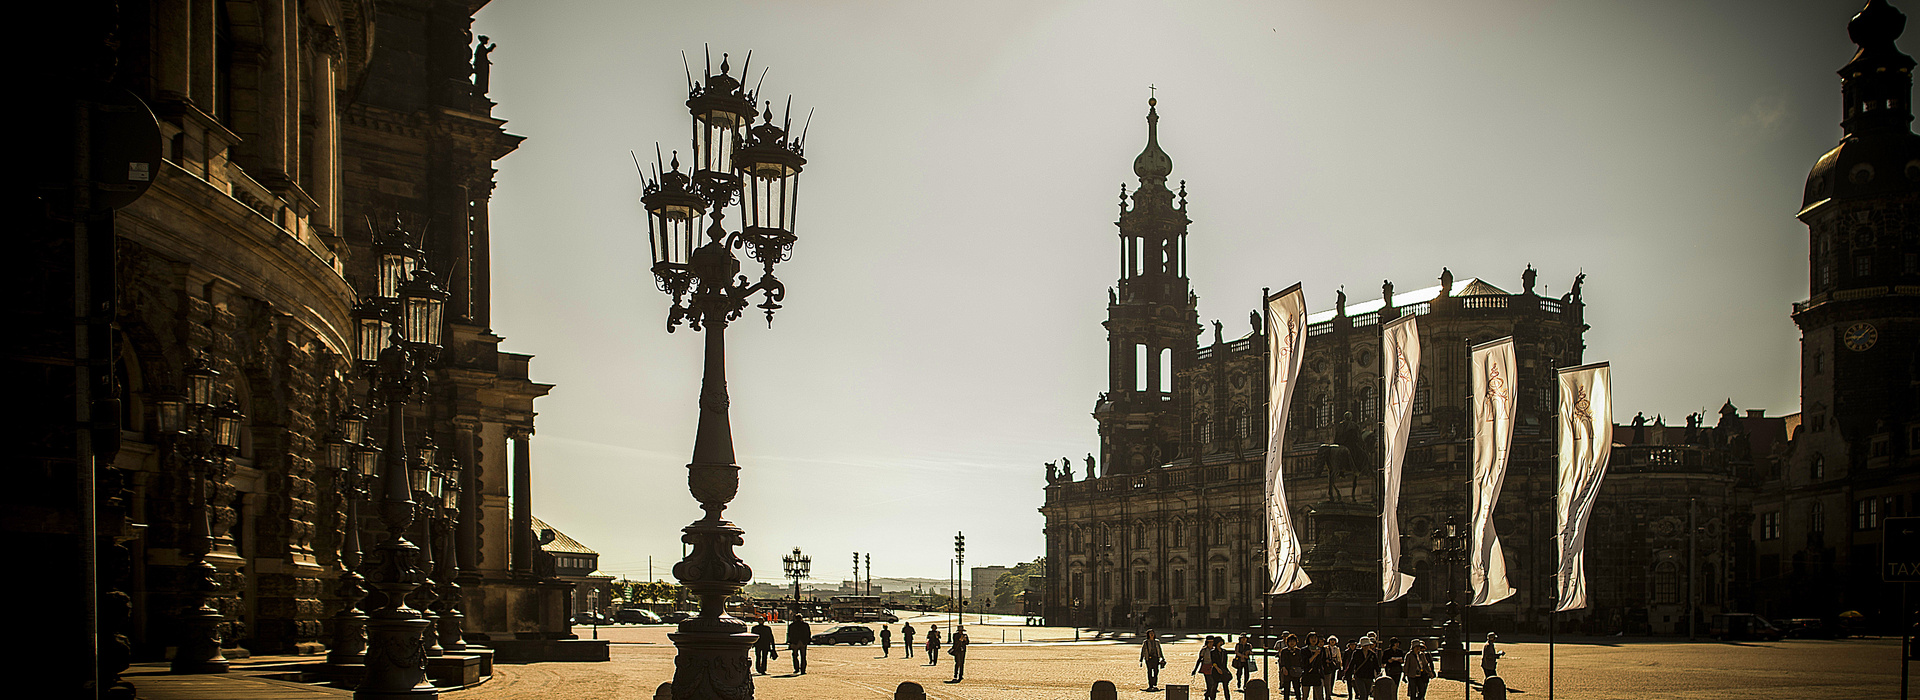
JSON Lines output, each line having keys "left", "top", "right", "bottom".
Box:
{"left": 1040, "top": 100, "right": 1594, "bottom": 633}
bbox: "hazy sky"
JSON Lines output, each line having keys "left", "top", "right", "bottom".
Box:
{"left": 472, "top": 0, "right": 1874, "bottom": 586}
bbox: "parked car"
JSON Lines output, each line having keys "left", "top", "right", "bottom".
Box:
{"left": 851, "top": 610, "right": 899, "bottom": 623}
{"left": 1777, "top": 617, "right": 1838, "bottom": 639}
{"left": 810, "top": 625, "right": 876, "bottom": 645}
{"left": 1709, "top": 613, "right": 1784, "bottom": 641}
{"left": 573, "top": 611, "right": 614, "bottom": 626}
{"left": 661, "top": 611, "right": 696, "bottom": 624}
{"left": 614, "top": 608, "right": 660, "bottom": 624}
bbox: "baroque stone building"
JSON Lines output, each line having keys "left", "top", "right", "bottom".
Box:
{"left": 1041, "top": 101, "right": 1594, "bottom": 634}
{"left": 11, "top": 1, "right": 585, "bottom": 695}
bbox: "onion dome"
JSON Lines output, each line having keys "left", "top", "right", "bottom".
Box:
{"left": 1804, "top": 0, "right": 1920, "bottom": 212}
{"left": 1133, "top": 98, "right": 1173, "bottom": 184}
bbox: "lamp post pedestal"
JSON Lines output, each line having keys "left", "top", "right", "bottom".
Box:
{"left": 173, "top": 460, "right": 231, "bottom": 675}
{"left": 360, "top": 532, "right": 435, "bottom": 699}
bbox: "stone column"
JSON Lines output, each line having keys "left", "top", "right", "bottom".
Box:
{"left": 188, "top": 0, "right": 215, "bottom": 110}
{"left": 155, "top": 0, "right": 192, "bottom": 102}
{"left": 454, "top": 424, "right": 480, "bottom": 575}
{"left": 510, "top": 428, "right": 532, "bottom": 577}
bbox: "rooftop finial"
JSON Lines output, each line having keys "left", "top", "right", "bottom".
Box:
{"left": 1132, "top": 93, "right": 1173, "bottom": 183}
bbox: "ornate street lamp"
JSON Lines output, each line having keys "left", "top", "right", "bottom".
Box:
{"left": 409, "top": 442, "right": 445, "bottom": 657}
{"left": 643, "top": 51, "right": 809, "bottom": 700}
{"left": 433, "top": 454, "right": 466, "bottom": 652}
{"left": 1432, "top": 515, "right": 1469, "bottom": 681}
{"left": 329, "top": 411, "right": 375, "bottom": 667}
{"left": 783, "top": 547, "right": 812, "bottom": 615}
{"left": 167, "top": 354, "right": 241, "bottom": 674}
{"left": 356, "top": 218, "right": 447, "bottom": 700}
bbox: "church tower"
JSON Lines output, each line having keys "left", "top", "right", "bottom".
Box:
{"left": 1773, "top": 0, "right": 1920, "bottom": 620}
{"left": 1795, "top": 0, "right": 1920, "bottom": 476}
{"left": 1093, "top": 98, "right": 1202, "bottom": 476}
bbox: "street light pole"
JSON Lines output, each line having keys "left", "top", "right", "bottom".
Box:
{"left": 160, "top": 356, "right": 243, "bottom": 675}
{"left": 783, "top": 548, "right": 811, "bottom": 618}
{"left": 355, "top": 217, "right": 448, "bottom": 700}
{"left": 643, "top": 51, "right": 809, "bottom": 700}
{"left": 328, "top": 413, "right": 375, "bottom": 667}
{"left": 1433, "top": 514, "right": 1468, "bottom": 682}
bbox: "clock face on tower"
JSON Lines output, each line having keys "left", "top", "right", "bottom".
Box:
{"left": 1843, "top": 322, "right": 1879, "bottom": 352}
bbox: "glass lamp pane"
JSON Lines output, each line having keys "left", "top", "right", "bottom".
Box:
{"left": 358, "top": 317, "right": 390, "bottom": 362}
{"left": 427, "top": 470, "right": 443, "bottom": 498}
{"left": 327, "top": 441, "right": 349, "bottom": 471}
{"left": 343, "top": 413, "right": 366, "bottom": 444}
{"left": 156, "top": 399, "right": 186, "bottom": 433}
{"left": 410, "top": 466, "right": 429, "bottom": 493}
{"left": 417, "top": 442, "right": 438, "bottom": 469}
{"left": 424, "top": 298, "right": 444, "bottom": 346}
{"left": 355, "top": 447, "right": 379, "bottom": 477}
{"left": 379, "top": 253, "right": 417, "bottom": 299}
{"left": 189, "top": 373, "right": 214, "bottom": 406}
{"left": 215, "top": 414, "right": 240, "bottom": 449}
{"left": 696, "top": 114, "right": 742, "bottom": 174}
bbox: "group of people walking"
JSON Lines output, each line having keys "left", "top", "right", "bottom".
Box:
{"left": 1139, "top": 628, "right": 1488, "bottom": 700}
{"left": 749, "top": 617, "right": 971, "bottom": 683}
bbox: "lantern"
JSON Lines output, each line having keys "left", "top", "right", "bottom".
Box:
{"left": 642, "top": 155, "right": 706, "bottom": 272}
{"left": 734, "top": 105, "right": 806, "bottom": 252}
{"left": 373, "top": 215, "right": 423, "bottom": 300}
{"left": 326, "top": 431, "right": 351, "bottom": 472}
{"left": 354, "top": 444, "right": 380, "bottom": 478}
{"left": 399, "top": 269, "right": 447, "bottom": 349}
{"left": 341, "top": 407, "right": 368, "bottom": 445}
{"left": 354, "top": 301, "right": 393, "bottom": 363}
{"left": 154, "top": 392, "right": 187, "bottom": 434}
{"left": 415, "top": 435, "right": 439, "bottom": 471}
{"left": 685, "top": 54, "right": 756, "bottom": 182}
{"left": 409, "top": 463, "right": 430, "bottom": 494}
{"left": 213, "top": 401, "right": 244, "bottom": 450}
{"left": 186, "top": 354, "right": 219, "bottom": 407}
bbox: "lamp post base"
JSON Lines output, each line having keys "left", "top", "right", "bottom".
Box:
{"left": 358, "top": 614, "right": 437, "bottom": 699}
{"left": 170, "top": 606, "right": 231, "bottom": 674}
{"left": 668, "top": 625, "right": 756, "bottom": 700}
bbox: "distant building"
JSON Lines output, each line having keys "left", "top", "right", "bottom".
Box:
{"left": 537, "top": 517, "right": 612, "bottom": 617}
{"left": 971, "top": 566, "right": 1011, "bottom": 610}
{"left": 1041, "top": 99, "right": 1592, "bottom": 633}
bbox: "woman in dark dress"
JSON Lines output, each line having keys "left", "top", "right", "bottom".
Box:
{"left": 1301, "top": 633, "right": 1327, "bottom": 700}
{"left": 1278, "top": 634, "right": 1303, "bottom": 700}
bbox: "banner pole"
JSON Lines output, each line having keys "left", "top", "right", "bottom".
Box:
{"left": 1549, "top": 610, "right": 1555, "bottom": 700}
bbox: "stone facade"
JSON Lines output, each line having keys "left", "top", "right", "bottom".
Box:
{"left": 1040, "top": 102, "right": 1770, "bottom": 638}
{"left": 11, "top": 0, "right": 577, "bottom": 686}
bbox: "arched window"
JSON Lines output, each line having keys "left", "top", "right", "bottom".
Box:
{"left": 1652, "top": 561, "right": 1679, "bottom": 604}
{"left": 1133, "top": 524, "right": 1145, "bottom": 550}
{"left": 1359, "top": 385, "right": 1379, "bottom": 420}
{"left": 1171, "top": 523, "right": 1185, "bottom": 548}
{"left": 1314, "top": 394, "right": 1333, "bottom": 428}
{"left": 1159, "top": 348, "right": 1173, "bottom": 393}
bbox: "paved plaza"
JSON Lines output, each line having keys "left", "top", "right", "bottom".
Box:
{"left": 451, "top": 613, "right": 1906, "bottom": 700}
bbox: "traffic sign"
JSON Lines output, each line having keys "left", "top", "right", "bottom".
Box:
{"left": 1885, "top": 517, "right": 1920, "bottom": 582}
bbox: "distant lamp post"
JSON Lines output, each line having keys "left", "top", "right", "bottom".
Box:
{"left": 408, "top": 440, "right": 444, "bottom": 657}
{"left": 435, "top": 454, "right": 466, "bottom": 652}
{"left": 356, "top": 216, "right": 447, "bottom": 700}
{"left": 783, "top": 547, "right": 812, "bottom": 614}
{"left": 165, "top": 353, "right": 242, "bottom": 674}
{"left": 328, "top": 409, "right": 375, "bottom": 667}
{"left": 641, "top": 51, "right": 810, "bottom": 700}
{"left": 1432, "top": 515, "right": 1469, "bottom": 681}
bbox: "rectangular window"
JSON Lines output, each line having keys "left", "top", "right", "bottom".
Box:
{"left": 1135, "top": 344, "right": 1148, "bottom": 391}
{"left": 1212, "top": 569, "right": 1226, "bottom": 599}
{"left": 1811, "top": 502, "right": 1826, "bottom": 535}
{"left": 1821, "top": 264, "right": 1834, "bottom": 287}
{"left": 1135, "top": 570, "right": 1148, "bottom": 599}
{"left": 1906, "top": 252, "right": 1918, "bottom": 275}
{"left": 1172, "top": 569, "right": 1186, "bottom": 600}
{"left": 1857, "top": 256, "right": 1873, "bottom": 277}
{"left": 1856, "top": 498, "right": 1881, "bottom": 531}
{"left": 1072, "top": 572, "right": 1084, "bottom": 602}
{"left": 1760, "top": 512, "right": 1780, "bottom": 540}
{"left": 1100, "top": 571, "right": 1112, "bottom": 601}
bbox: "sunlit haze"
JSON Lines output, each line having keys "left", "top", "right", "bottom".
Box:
{"left": 473, "top": 0, "right": 1855, "bottom": 586}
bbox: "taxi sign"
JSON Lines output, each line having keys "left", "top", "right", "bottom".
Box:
{"left": 1885, "top": 516, "right": 1920, "bottom": 582}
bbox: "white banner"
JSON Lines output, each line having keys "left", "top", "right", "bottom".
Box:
{"left": 1469, "top": 337, "right": 1517, "bottom": 607}
{"left": 1555, "top": 362, "right": 1612, "bottom": 612}
{"left": 1380, "top": 315, "right": 1420, "bottom": 602}
{"left": 1265, "top": 284, "right": 1312, "bottom": 595}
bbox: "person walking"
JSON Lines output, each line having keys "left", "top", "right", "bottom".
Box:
{"left": 1348, "top": 637, "right": 1380, "bottom": 700}
{"left": 1480, "top": 633, "right": 1502, "bottom": 680}
{"left": 1300, "top": 633, "right": 1327, "bottom": 700}
{"left": 786, "top": 614, "right": 811, "bottom": 675}
{"left": 1379, "top": 637, "right": 1405, "bottom": 699}
{"left": 902, "top": 621, "right": 916, "bottom": 658}
{"left": 751, "top": 618, "right": 776, "bottom": 675}
{"left": 1140, "top": 628, "right": 1167, "bottom": 690}
{"left": 1403, "top": 639, "right": 1435, "bottom": 700}
{"left": 949, "top": 626, "right": 970, "bottom": 682}
{"left": 1321, "top": 635, "right": 1342, "bottom": 700}
{"left": 1233, "top": 635, "right": 1255, "bottom": 689}
{"left": 1278, "top": 633, "right": 1303, "bottom": 700}
{"left": 879, "top": 624, "right": 892, "bottom": 657}
{"left": 925, "top": 624, "right": 942, "bottom": 666}
{"left": 1192, "top": 635, "right": 1234, "bottom": 700}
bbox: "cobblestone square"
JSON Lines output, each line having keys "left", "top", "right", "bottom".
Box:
{"left": 456, "top": 615, "right": 1906, "bottom": 700}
